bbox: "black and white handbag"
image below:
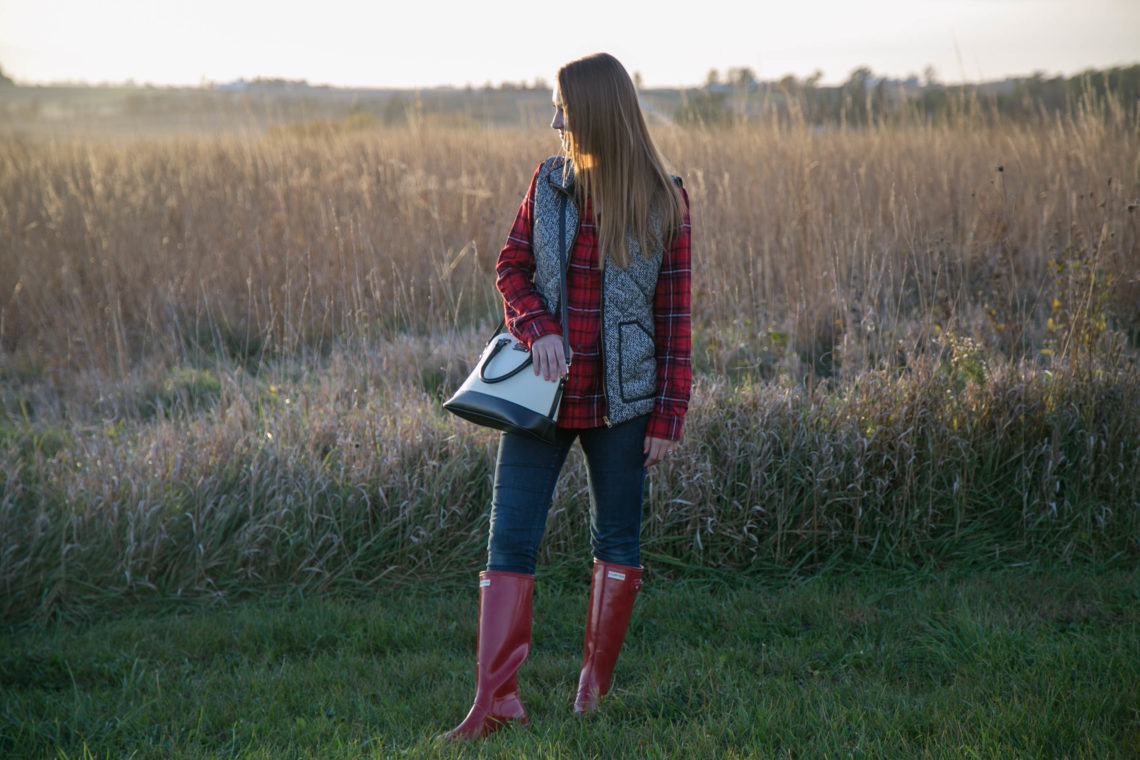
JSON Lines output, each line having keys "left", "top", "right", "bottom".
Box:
{"left": 444, "top": 194, "right": 571, "bottom": 444}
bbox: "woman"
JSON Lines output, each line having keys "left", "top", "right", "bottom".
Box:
{"left": 445, "top": 52, "right": 692, "bottom": 740}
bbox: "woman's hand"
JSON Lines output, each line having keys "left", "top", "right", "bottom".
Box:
{"left": 531, "top": 334, "right": 571, "bottom": 382}
{"left": 644, "top": 436, "right": 679, "bottom": 467}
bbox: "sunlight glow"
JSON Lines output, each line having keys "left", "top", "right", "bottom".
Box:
{"left": 0, "top": 0, "right": 1137, "bottom": 87}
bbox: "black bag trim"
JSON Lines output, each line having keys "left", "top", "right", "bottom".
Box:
{"left": 443, "top": 390, "right": 562, "bottom": 444}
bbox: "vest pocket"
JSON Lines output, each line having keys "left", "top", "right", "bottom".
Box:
{"left": 618, "top": 320, "right": 656, "bottom": 402}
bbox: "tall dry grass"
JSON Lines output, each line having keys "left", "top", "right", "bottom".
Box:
{"left": 1, "top": 105, "right": 1138, "bottom": 621}
{"left": 4, "top": 108, "right": 1136, "bottom": 378}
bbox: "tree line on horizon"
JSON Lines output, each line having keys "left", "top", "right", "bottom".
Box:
{"left": 673, "top": 63, "right": 1140, "bottom": 126}
{"left": 2, "top": 61, "right": 1137, "bottom": 130}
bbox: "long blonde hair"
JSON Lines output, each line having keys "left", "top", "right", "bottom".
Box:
{"left": 557, "top": 53, "right": 683, "bottom": 269}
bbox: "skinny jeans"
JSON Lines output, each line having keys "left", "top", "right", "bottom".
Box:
{"left": 486, "top": 415, "right": 649, "bottom": 574}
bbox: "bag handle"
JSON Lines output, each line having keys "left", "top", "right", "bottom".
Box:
{"left": 555, "top": 191, "right": 571, "bottom": 365}
{"left": 478, "top": 335, "right": 532, "bottom": 383}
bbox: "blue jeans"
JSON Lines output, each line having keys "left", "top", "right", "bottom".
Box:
{"left": 487, "top": 415, "right": 650, "bottom": 574}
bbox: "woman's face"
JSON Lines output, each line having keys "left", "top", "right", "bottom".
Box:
{"left": 551, "top": 87, "right": 568, "bottom": 150}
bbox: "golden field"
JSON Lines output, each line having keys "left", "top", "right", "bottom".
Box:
{"left": 3, "top": 99, "right": 1137, "bottom": 376}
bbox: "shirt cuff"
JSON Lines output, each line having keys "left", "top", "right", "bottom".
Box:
{"left": 517, "top": 315, "right": 561, "bottom": 348}
{"left": 646, "top": 412, "right": 684, "bottom": 442}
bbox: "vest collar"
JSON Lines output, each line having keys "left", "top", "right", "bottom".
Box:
{"left": 545, "top": 156, "right": 576, "bottom": 193}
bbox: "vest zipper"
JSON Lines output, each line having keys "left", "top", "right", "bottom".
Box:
{"left": 600, "top": 257, "right": 612, "bottom": 427}
{"left": 554, "top": 176, "right": 611, "bottom": 428}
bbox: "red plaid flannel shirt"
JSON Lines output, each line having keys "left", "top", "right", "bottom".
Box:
{"left": 495, "top": 163, "right": 692, "bottom": 441}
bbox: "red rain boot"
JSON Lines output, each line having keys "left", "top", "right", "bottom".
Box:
{"left": 573, "top": 559, "right": 643, "bottom": 713}
{"left": 443, "top": 570, "right": 533, "bottom": 740}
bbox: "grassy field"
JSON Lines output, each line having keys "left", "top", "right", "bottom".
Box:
{"left": 4, "top": 565, "right": 1138, "bottom": 759}
{"left": 2, "top": 97, "right": 1138, "bottom": 621}
{"left": 0, "top": 90, "right": 1138, "bottom": 756}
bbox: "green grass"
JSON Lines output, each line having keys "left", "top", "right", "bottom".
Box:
{"left": 3, "top": 564, "right": 1137, "bottom": 759}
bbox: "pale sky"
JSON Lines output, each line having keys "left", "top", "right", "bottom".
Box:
{"left": 1, "top": 0, "right": 1137, "bottom": 88}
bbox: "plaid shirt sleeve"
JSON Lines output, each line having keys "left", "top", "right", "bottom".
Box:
{"left": 495, "top": 164, "right": 561, "bottom": 348}
{"left": 647, "top": 185, "right": 693, "bottom": 442}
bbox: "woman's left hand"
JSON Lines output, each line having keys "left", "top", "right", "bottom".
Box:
{"left": 643, "top": 436, "right": 679, "bottom": 467}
